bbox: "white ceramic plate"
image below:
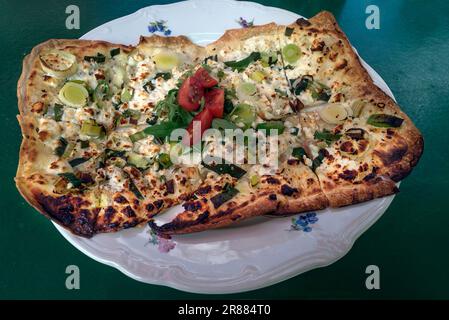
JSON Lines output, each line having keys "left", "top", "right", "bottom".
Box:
{"left": 53, "top": 0, "right": 397, "bottom": 294}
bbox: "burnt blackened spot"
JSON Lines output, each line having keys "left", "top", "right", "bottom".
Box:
{"left": 374, "top": 144, "right": 408, "bottom": 166}
{"left": 363, "top": 172, "right": 376, "bottom": 182}
{"left": 146, "top": 203, "right": 155, "bottom": 212}
{"left": 296, "top": 18, "right": 311, "bottom": 27}
{"left": 287, "top": 159, "right": 300, "bottom": 165}
{"left": 154, "top": 199, "right": 164, "bottom": 209}
{"left": 268, "top": 194, "right": 277, "bottom": 201}
{"left": 338, "top": 170, "right": 358, "bottom": 181}
{"left": 123, "top": 221, "right": 138, "bottom": 229}
{"left": 104, "top": 206, "right": 117, "bottom": 221}
{"left": 114, "top": 195, "right": 128, "bottom": 204}
{"left": 165, "top": 179, "right": 175, "bottom": 194}
{"left": 183, "top": 201, "right": 202, "bottom": 212}
{"left": 121, "top": 205, "right": 136, "bottom": 218}
{"left": 281, "top": 184, "right": 298, "bottom": 196}
{"left": 266, "top": 177, "right": 280, "bottom": 185}
{"left": 196, "top": 185, "right": 212, "bottom": 195}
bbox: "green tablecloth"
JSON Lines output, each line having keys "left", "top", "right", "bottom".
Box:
{"left": 1, "top": 0, "right": 447, "bottom": 299}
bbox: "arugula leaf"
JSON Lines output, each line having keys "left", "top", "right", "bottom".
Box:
{"left": 314, "top": 129, "right": 342, "bottom": 145}
{"left": 224, "top": 52, "right": 261, "bottom": 72}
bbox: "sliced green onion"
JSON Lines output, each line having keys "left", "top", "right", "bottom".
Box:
{"left": 282, "top": 44, "right": 301, "bottom": 64}
{"left": 228, "top": 103, "right": 256, "bottom": 129}
{"left": 261, "top": 51, "right": 278, "bottom": 67}
{"left": 94, "top": 80, "right": 110, "bottom": 108}
{"left": 120, "top": 87, "right": 134, "bottom": 102}
{"left": 157, "top": 153, "right": 172, "bottom": 169}
{"left": 80, "top": 120, "right": 104, "bottom": 137}
{"left": 127, "top": 152, "right": 151, "bottom": 170}
{"left": 84, "top": 53, "right": 106, "bottom": 63}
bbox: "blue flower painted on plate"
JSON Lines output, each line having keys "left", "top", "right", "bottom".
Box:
{"left": 237, "top": 17, "right": 254, "bottom": 28}
{"left": 147, "top": 229, "right": 176, "bottom": 253}
{"left": 290, "top": 212, "right": 318, "bottom": 232}
{"left": 148, "top": 20, "right": 172, "bottom": 36}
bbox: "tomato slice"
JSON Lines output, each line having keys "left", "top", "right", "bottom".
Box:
{"left": 177, "top": 77, "right": 204, "bottom": 111}
{"left": 182, "top": 108, "right": 214, "bottom": 146}
{"left": 204, "top": 88, "right": 224, "bottom": 118}
{"left": 193, "top": 67, "right": 218, "bottom": 88}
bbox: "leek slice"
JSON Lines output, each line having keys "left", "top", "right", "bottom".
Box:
{"left": 58, "top": 82, "right": 89, "bottom": 108}
{"left": 282, "top": 44, "right": 301, "bottom": 64}
{"left": 153, "top": 52, "right": 179, "bottom": 71}
{"left": 39, "top": 50, "right": 77, "bottom": 78}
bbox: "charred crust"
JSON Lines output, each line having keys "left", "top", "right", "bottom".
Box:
{"left": 36, "top": 193, "right": 96, "bottom": 237}
{"left": 165, "top": 179, "right": 175, "bottom": 194}
{"left": 154, "top": 199, "right": 164, "bottom": 209}
{"left": 338, "top": 169, "right": 358, "bottom": 181}
{"left": 121, "top": 205, "right": 136, "bottom": 218}
{"left": 114, "top": 195, "right": 128, "bottom": 204}
{"left": 281, "top": 184, "right": 298, "bottom": 196}
{"left": 182, "top": 201, "right": 202, "bottom": 212}
{"left": 268, "top": 194, "right": 277, "bottom": 201}
{"left": 196, "top": 185, "right": 212, "bottom": 195}
{"left": 266, "top": 176, "right": 280, "bottom": 185}
{"left": 296, "top": 18, "right": 311, "bottom": 27}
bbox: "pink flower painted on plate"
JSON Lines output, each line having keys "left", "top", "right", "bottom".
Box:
{"left": 147, "top": 229, "right": 176, "bottom": 253}
{"left": 237, "top": 17, "right": 254, "bottom": 28}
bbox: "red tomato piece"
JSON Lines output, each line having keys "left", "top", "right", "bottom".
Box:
{"left": 182, "top": 108, "right": 214, "bottom": 146}
{"left": 204, "top": 88, "right": 224, "bottom": 118}
{"left": 193, "top": 67, "right": 218, "bottom": 88}
{"left": 177, "top": 77, "right": 204, "bottom": 111}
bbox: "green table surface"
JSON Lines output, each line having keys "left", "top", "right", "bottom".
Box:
{"left": 1, "top": 0, "right": 447, "bottom": 299}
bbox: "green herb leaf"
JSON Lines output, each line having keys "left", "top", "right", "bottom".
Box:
{"left": 110, "top": 48, "right": 120, "bottom": 57}
{"left": 84, "top": 53, "right": 106, "bottom": 63}
{"left": 202, "top": 158, "right": 247, "bottom": 179}
{"left": 256, "top": 121, "right": 285, "bottom": 134}
{"left": 285, "top": 27, "right": 294, "bottom": 37}
{"left": 68, "top": 157, "right": 89, "bottom": 167}
{"left": 314, "top": 129, "right": 342, "bottom": 145}
{"left": 224, "top": 52, "right": 261, "bottom": 72}
{"left": 54, "top": 137, "right": 68, "bottom": 157}
{"left": 54, "top": 104, "right": 64, "bottom": 121}
{"left": 312, "top": 149, "right": 327, "bottom": 171}
{"left": 292, "top": 147, "right": 307, "bottom": 160}
{"left": 210, "top": 186, "right": 239, "bottom": 209}
{"left": 367, "top": 114, "right": 404, "bottom": 128}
